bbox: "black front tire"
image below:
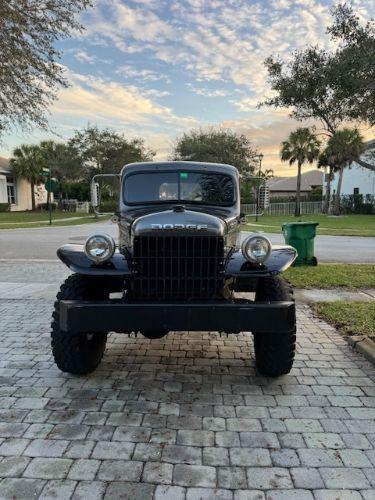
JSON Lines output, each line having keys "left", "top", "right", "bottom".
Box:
{"left": 253, "top": 276, "right": 296, "bottom": 377}
{"left": 140, "top": 330, "right": 169, "bottom": 339}
{"left": 51, "top": 274, "right": 109, "bottom": 375}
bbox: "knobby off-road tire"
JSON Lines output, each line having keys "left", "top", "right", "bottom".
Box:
{"left": 253, "top": 276, "right": 296, "bottom": 377}
{"left": 51, "top": 274, "right": 110, "bottom": 375}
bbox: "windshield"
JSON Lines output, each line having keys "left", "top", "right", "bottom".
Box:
{"left": 123, "top": 171, "right": 235, "bottom": 206}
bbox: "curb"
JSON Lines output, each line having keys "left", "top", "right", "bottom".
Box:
{"left": 348, "top": 335, "right": 375, "bottom": 365}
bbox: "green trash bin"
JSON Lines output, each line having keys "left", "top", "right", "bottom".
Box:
{"left": 282, "top": 221, "right": 319, "bottom": 266}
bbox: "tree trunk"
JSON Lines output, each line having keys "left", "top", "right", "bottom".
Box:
{"left": 295, "top": 161, "right": 302, "bottom": 217}
{"left": 334, "top": 165, "right": 344, "bottom": 215}
{"left": 323, "top": 167, "right": 331, "bottom": 214}
{"left": 31, "top": 180, "right": 36, "bottom": 211}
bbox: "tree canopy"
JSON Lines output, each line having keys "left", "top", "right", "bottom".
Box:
{"left": 39, "top": 140, "right": 81, "bottom": 181}
{"left": 325, "top": 128, "right": 365, "bottom": 169}
{"left": 261, "top": 4, "right": 374, "bottom": 170}
{"left": 68, "top": 125, "right": 155, "bottom": 179}
{"left": 0, "top": 0, "right": 91, "bottom": 136}
{"left": 172, "top": 127, "right": 258, "bottom": 175}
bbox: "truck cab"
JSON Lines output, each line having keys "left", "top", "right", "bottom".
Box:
{"left": 52, "top": 161, "right": 297, "bottom": 377}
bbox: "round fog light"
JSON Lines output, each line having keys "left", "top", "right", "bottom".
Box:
{"left": 242, "top": 234, "right": 271, "bottom": 263}
{"left": 85, "top": 234, "right": 115, "bottom": 263}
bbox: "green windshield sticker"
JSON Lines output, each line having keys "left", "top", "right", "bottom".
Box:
{"left": 180, "top": 172, "right": 188, "bottom": 179}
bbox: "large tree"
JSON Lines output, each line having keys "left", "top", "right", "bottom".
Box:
{"left": 68, "top": 125, "right": 155, "bottom": 180}
{"left": 10, "top": 144, "right": 43, "bottom": 210}
{"left": 39, "top": 140, "right": 81, "bottom": 206}
{"left": 0, "top": 0, "right": 91, "bottom": 135}
{"left": 324, "top": 128, "right": 365, "bottom": 215}
{"left": 262, "top": 4, "right": 374, "bottom": 171}
{"left": 172, "top": 127, "right": 258, "bottom": 175}
{"left": 280, "top": 128, "right": 320, "bottom": 217}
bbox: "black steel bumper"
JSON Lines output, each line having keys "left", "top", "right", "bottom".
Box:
{"left": 59, "top": 300, "right": 295, "bottom": 334}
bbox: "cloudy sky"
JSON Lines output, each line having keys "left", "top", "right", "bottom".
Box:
{"left": 1, "top": 0, "right": 374, "bottom": 175}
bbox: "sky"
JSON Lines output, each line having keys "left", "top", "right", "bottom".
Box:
{"left": 1, "top": 0, "right": 374, "bottom": 176}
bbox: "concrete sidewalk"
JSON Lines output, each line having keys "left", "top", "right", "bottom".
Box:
{"left": 295, "top": 288, "right": 375, "bottom": 304}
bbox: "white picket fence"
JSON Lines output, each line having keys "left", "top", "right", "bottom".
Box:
{"left": 241, "top": 201, "right": 323, "bottom": 216}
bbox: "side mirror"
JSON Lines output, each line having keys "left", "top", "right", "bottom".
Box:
{"left": 91, "top": 181, "right": 100, "bottom": 208}
{"left": 239, "top": 212, "right": 247, "bottom": 224}
{"left": 90, "top": 173, "right": 120, "bottom": 216}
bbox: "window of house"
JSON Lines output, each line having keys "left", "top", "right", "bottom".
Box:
{"left": 6, "top": 176, "right": 16, "bottom": 204}
{"left": 353, "top": 187, "right": 359, "bottom": 195}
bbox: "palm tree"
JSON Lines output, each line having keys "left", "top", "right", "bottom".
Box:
{"left": 325, "top": 128, "right": 365, "bottom": 215}
{"left": 10, "top": 145, "right": 43, "bottom": 210}
{"left": 280, "top": 128, "right": 321, "bottom": 216}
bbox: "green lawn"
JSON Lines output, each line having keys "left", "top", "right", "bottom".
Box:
{"left": 285, "top": 263, "right": 375, "bottom": 289}
{"left": 314, "top": 302, "right": 375, "bottom": 338}
{"left": 244, "top": 214, "right": 375, "bottom": 237}
{"left": 0, "top": 211, "right": 89, "bottom": 222}
{"left": 0, "top": 211, "right": 110, "bottom": 229}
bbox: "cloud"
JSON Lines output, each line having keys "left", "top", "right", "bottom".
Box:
{"left": 80, "top": 0, "right": 346, "bottom": 105}
{"left": 116, "top": 65, "right": 171, "bottom": 84}
{"left": 3, "top": 0, "right": 374, "bottom": 173}
{"left": 52, "top": 69, "right": 197, "bottom": 133}
{"left": 221, "top": 116, "right": 319, "bottom": 175}
{"left": 74, "top": 50, "right": 97, "bottom": 64}
{"left": 186, "top": 84, "right": 229, "bottom": 97}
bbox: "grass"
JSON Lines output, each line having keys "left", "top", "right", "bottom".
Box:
{"left": 0, "top": 211, "right": 89, "bottom": 223}
{"left": 314, "top": 301, "right": 375, "bottom": 338}
{"left": 244, "top": 214, "right": 375, "bottom": 237}
{"left": 0, "top": 211, "right": 111, "bottom": 229}
{"left": 284, "top": 263, "right": 375, "bottom": 289}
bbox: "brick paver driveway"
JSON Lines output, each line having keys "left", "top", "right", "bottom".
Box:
{"left": 0, "top": 262, "right": 374, "bottom": 499}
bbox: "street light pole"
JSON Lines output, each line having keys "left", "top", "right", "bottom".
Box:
{"left": 255, "top": 153, "right": 264, "bottom": 222}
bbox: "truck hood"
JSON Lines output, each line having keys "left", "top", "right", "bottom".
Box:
{"left": 131, "top": 207, "right": 226, "bottom": 237}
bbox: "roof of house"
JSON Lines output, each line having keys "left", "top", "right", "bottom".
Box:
{"left": 267, "top": 170, "right": 323, "bottom": 192}
{"left": 0, "top": 156, "right": 10, "bottom": 174}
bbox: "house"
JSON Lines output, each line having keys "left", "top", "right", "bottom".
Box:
{"left": 327, "top": 140, "right": 375, "bottom": 196}
{"left": 0, "top": 156, "right": 48, "bottom": 211}
{"left": 267, "top": 170, "right": 323, "bottom": 199}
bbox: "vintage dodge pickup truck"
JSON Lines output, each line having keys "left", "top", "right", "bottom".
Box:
{"left": 52, "top": 162, "right": 297, "bottom": 377}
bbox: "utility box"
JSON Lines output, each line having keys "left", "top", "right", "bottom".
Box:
{"left": 282, "top": 221, "right": 319, "bottom": 266}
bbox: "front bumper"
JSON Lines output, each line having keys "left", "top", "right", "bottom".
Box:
{"left": 59, "top": 299, "right": 295, "bottom": 334}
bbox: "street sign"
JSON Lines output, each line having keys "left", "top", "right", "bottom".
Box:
{"left": 45, "top": 179, "right": 58, "bottom": 192}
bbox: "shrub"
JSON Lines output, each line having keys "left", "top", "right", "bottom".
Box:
{"left": 100, "top": 200, "right": 118, "bottom": 212}
{"left": 0, "top": 203, "right": 10, "bottom": 212}
{"left": 38, "top": 203, "right": 58, "bottom": 211}
{"left": 340, "top": 194, "right": 375, "bottom": 214}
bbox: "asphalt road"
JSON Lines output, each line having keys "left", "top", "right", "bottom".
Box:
{"left": 0, "top": 219, "right": 374, "bottom": 262}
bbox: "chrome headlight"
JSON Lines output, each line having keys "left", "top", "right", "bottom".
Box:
{"left": 84, "top": 233, "right": 115, "bottom": 263}
{"left": 241, "top": 234, "right": 272, "bottom": 263}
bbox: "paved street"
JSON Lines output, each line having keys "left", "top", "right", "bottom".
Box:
{"left": 1, "top": 266, "right": 375, "bottom": 499}
{"left": 0, "top": 220, "right": 375, "bottom": 262}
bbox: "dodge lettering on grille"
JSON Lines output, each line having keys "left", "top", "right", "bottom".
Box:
{"left": 151, "top": 223, "right": 208, "bottom": 230}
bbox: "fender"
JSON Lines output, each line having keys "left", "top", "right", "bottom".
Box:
{"left": 57, "top": 244, "right": 131, "bottom": 276}
{"left": 225, "top": 245, "right": 297, "bottom": 278}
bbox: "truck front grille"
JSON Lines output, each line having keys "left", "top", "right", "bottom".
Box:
{"left": 132, "top": 235, "right": 224, "bottom": 299}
